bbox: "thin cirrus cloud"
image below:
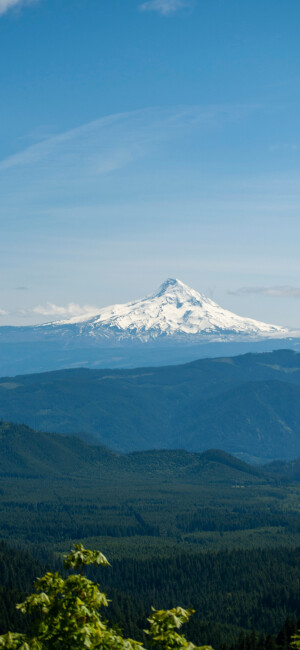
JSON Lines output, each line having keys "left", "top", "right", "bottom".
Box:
{"left": 0, "top": 109, "right": 151, "bottom": 173}
{"left": 0, "top": 104, "right": 255, "bottom": 211}
{"left": 229, "top": 286, "right": 300, "bottom": 298}
{"left": 139, "top": 0, "right": 193, "bottom": 15}
{"left": 0, "top": 106, "right": 231, "bottom": 173}
{"left": 0, "top": 0, "right": 36, "bottom": 16}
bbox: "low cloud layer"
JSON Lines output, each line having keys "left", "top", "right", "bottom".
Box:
{"left": 32, "top": 302, "right": 100, "bottom": 320}
{"left": 139, "top": 0, "right": 192, "bottom": 15}
{"left": 0, "top": 302, "right": 101, "bottom": 322}
{"left": 229, "top": 286, "right": 300, "bottom": 298}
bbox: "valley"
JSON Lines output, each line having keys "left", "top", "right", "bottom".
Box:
{"left": 0, "top": 421, "right": 300, "bottom": 557}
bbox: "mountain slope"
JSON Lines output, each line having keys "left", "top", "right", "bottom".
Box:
{"left": 1, "top": 350, "right": 300, "bottom": 461}
{"left": 183, "top": 380, "right": 300, "bottom": 461}
{"left": 0, "top": 421, "right": 116, "bottom": 477}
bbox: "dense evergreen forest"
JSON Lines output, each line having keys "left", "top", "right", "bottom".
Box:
{"left": 0, "top": 541, "right": 44, "bottom": 635}
{"left": 1, "top": 421, "right": 300, "bottom": 555}
{"left": 98, "top": 546, "right": 300, "bottom": 646}
{"left": 1, "top": 541, "right": 300, "bottom": 649}
{"left": 0, "top": 421, "right": 300, "bottom": 647}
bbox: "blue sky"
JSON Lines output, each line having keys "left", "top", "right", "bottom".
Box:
{"left": 0, "top": 0, "right": 300, "bottom": 327}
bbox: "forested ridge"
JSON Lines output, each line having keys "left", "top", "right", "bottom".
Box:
{"left": 1, "top": 420, "right": 300, "bottom": 553}
{"left": 1, "top": 349, "right": 300, "bottom": 460}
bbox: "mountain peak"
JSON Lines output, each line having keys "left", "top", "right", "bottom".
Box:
{"left": 153, "top": 277, "right": 193, "bottom": 298}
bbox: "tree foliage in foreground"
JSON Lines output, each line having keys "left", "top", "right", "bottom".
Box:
{"left": 0, "top": 545, "right": 213, "bottom": 650}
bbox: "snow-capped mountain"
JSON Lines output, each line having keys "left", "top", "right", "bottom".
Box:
{"left": 43, "top": 277, "right": 288, "bottom": 342}
{"left": 0, "top": 278, "right": 296, "bottom": 375}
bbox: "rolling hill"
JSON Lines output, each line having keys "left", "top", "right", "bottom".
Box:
{"left": 0, "top": 421, "right": 263, "bottom": 480}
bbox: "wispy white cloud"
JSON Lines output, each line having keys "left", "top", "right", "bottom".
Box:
{"left": 0, "top": 0, "right": 36, "bottom": 16}
{"left": 139, "top": 0, "right": 193, "bottom": 14}
{"left": 0, "top": 109, "right": 154, "bottom": 173}
{"left": 0, "top": 104, "right": 256, "bottom": 175}
{"left": 229, "top": 286, "right": 300, "bottom": 298}
{"left": 0, "top": 309, "right": 8, "bottom": 316}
